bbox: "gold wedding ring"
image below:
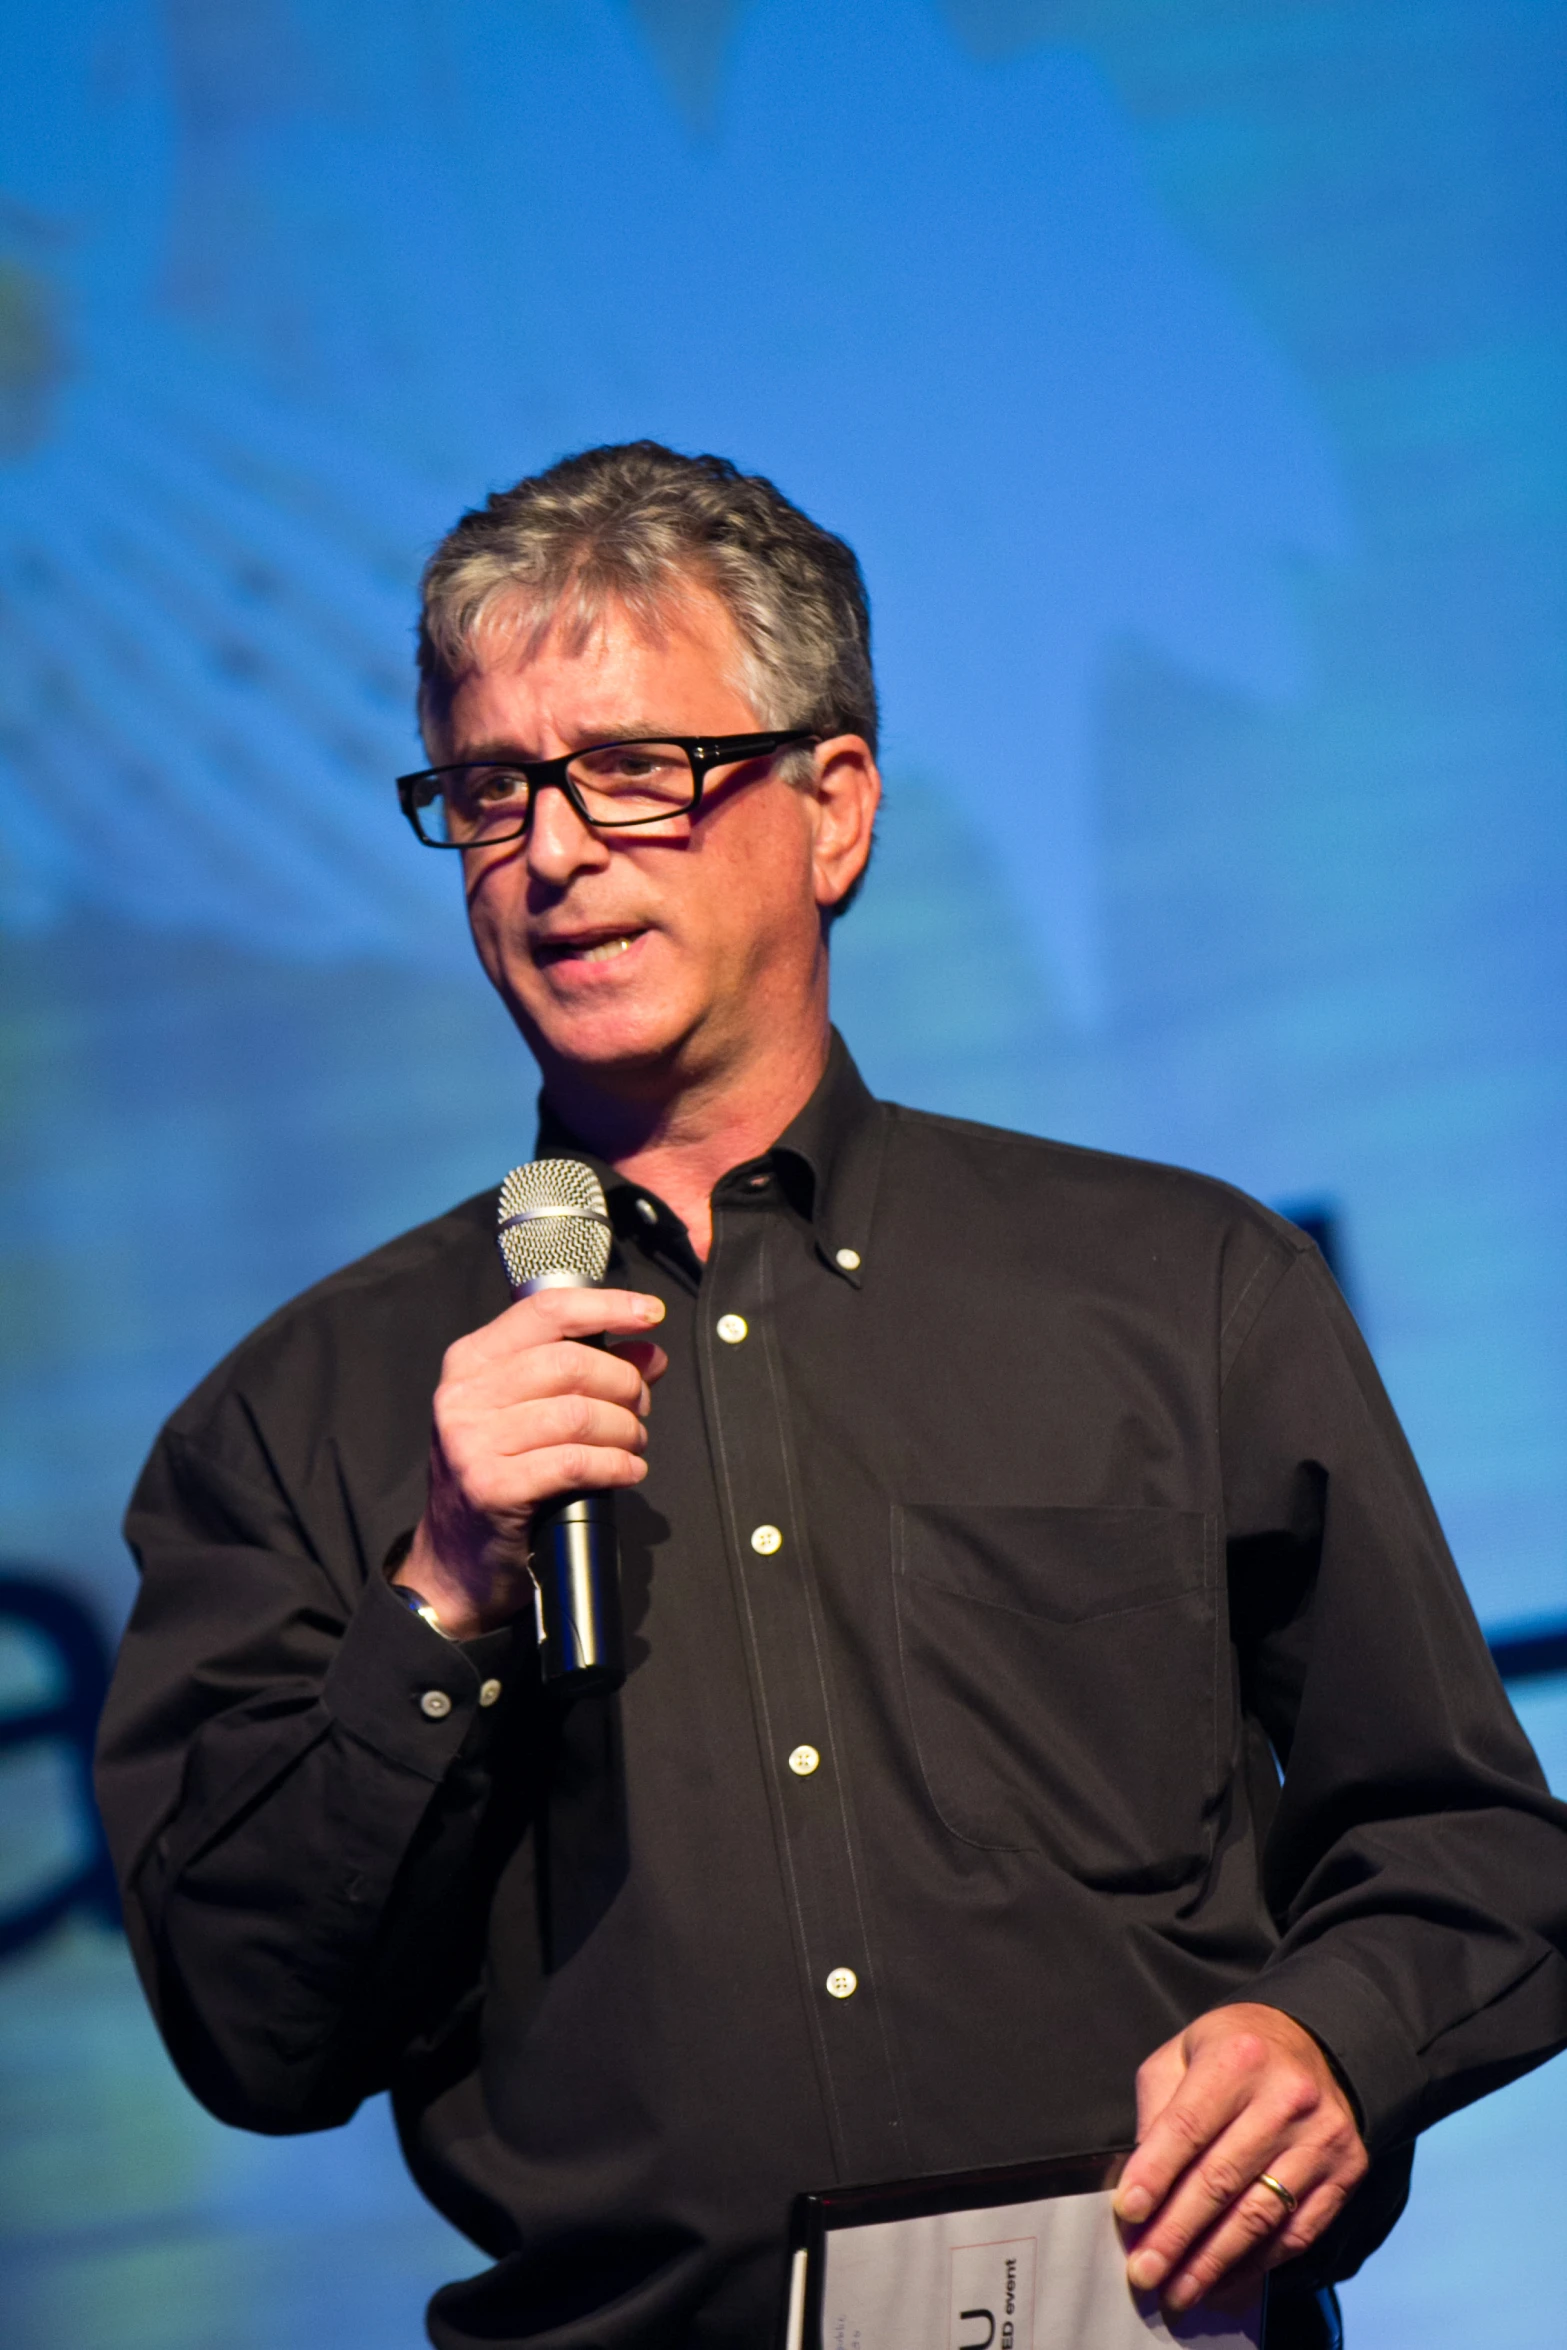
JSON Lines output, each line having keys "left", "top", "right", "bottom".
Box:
{"left": 1256, "top": 2171, "right": 1299, "bottom": 2217}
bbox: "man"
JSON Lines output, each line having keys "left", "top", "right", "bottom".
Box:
{"left": 97, "top": 443, "right": 1567, "bottom": 2350}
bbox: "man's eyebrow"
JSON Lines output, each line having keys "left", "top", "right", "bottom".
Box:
{"left": 446, "top": 739, "right": 538, "bottom": 765}
{"left": 445, "top": 725, "right": 675, "bottom": 764}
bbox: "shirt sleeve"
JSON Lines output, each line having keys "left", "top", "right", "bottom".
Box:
{"left": 1219, "top": 1243, "right": 1567, "bottom": 2154}
{"left": 95, "top": 1408, "right": 536, "bottom": 2135}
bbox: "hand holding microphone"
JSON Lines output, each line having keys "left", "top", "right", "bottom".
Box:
{"left": 395, "top": 1160, "right": 666, "bottom": 1669}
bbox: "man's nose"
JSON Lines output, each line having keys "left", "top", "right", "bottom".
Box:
{"left": 525, "top": 781, "right": 610, "bottom": 884}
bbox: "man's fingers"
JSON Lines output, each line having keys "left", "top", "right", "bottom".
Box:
{"left": 607, "top": 1335, "right": 669, "bottom": 1383}
{"left": 1193, "top": 2167, "right": 1349, "bottom": 2315}
{"left": 440, "top": 1287, "right": 655, "bottom": 1372}
{"left": 499, "top": 1286, "right": 667, "bottom": 1346}
{"left": 1125, "top": 2131, "right": 1306, "bottom": 2296}
{"left": 445, "top": 1339, "right": 658, "bottom": 1422}
{"left": 498, "top": 1339, "right": 656, "bottom": 1409}
{"left": 428, "top": 1425, "right": 650, "bottom": 1530}
{"left": 1137, "top": 2086, "right": 1309, "bottom": 2241}
{"left": 516, "top": 1441, "right": 652, "bottom": 1498}
{"left": 1116, "top": 2027, "right": 1258, "bottom": 2226}
{"left": 1160, "top": 2174, "right": 1348, "bottom": 2315}
{"left": 490, "top": 1391, "right": 650, "bottom": 1463}
{"left": 1131, "top": 2037, "right": 1187, "bottom": 2144}
{"left": 440, "top": 1393, "right": 650, "bottom": 1490}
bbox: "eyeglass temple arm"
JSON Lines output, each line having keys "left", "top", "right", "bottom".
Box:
{"left": 688, "top": 730, "right": 817, "bottom": 773}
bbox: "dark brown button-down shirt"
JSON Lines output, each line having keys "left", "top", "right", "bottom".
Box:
{"left": 97, "top": 1036, "right": 1567, "bottom": 2347}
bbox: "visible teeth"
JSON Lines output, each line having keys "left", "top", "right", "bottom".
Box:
{"left": 580, "top": 936, "right": 633, "bottom": 962}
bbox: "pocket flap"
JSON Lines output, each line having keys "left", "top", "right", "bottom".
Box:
{"left": 897, "top": 1502, "right": 1207, "bottom": 1624}
{"left": 892, "top": 1501, "right": 1219, "bottom": 1882}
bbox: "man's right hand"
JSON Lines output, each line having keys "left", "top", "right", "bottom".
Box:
{"left": 394, "top": 1287, "right": 668, "bottom": 1638}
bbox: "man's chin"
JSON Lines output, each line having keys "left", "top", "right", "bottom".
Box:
{"left": 508, "top": 988, "right": 698, "bottom": 1088}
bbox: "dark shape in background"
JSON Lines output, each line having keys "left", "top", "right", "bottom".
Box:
{"left": 0, "top": 1572, "right": 119, "bottom": 1960}
{"left": 627, "top": 0, "right": 750, "bottom": 127}
{"left": 1278, "top": 1199, "right": 1349, "bottom": 1295}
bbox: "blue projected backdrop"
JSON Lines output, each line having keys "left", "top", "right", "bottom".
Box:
{"left": 0, "top": 5, "right": 1562, "bottom": 2348}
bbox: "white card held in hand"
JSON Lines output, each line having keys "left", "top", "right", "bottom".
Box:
{"left": 784, "top": 2154, "right": 1263, "bottom": 2350}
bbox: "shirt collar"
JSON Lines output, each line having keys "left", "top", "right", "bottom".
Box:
{"left": 766, "top": 1028, "right": 881, "bottom": 1284}
{"left": 531, "top": 1028, "right": 884, "bottom": 1287}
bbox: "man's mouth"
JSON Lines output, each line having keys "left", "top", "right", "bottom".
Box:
{"left": 534, "top": 929, "right": 646, "bottom": 967}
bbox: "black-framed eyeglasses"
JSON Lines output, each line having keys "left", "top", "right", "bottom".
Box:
{"left": 396, "top": 731, "right": 817, "bottom": 849}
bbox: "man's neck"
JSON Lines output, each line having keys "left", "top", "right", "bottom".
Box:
{"left": 541, "top": 1025, "right": 832, "bottom": 1262}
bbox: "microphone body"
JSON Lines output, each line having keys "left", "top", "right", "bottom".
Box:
{"left": 528, "top": 1491, "right": 623, "bottom": 1691}
{"left": 497, "top": 1163, "right": 626, "bottom": 1695}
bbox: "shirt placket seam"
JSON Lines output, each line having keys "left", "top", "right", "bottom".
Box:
{"left": 696, "top": 1211, "right": 853, "bottom": 2167}
{"left": 754, "top": 1223, "right": 909, "bottom": 2162}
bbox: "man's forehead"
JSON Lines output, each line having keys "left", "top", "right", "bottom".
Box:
{"left": 440, "top": 578, "right": 758, "bottom": 749}
{"left": 470, "top": 574, "right": 739, "bottom": 680}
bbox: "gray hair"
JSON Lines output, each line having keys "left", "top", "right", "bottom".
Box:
{"left": 417, "top": 441, "right": 878, "bottom": 760}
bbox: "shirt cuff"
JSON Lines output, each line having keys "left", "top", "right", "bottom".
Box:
{"left": 1235, "top": 1947, "right": 1427, "bottom": 2153}
{"left": 323, "top": 1559, "right": 529, "bottom": 1783}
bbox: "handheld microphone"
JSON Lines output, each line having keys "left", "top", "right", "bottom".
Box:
{"left": 497, "top": 1158, "right": 626, "bottom": 1694}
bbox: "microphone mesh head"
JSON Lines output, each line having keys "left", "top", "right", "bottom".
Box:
{"left": 497, "top": 1158, "right": 613, "bottom": 1292}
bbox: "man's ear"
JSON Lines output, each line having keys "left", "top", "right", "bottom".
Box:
{"left": 807, "top": 735, "right": 881, "bottom": 914}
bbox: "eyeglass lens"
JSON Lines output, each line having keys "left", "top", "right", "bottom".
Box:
{"left": 428, "top": 741, "right": 698, "bottom": 843}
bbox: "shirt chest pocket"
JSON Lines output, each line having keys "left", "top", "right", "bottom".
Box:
{"left": 893, "top": 1502, "right": 1221, "bottom": 1889}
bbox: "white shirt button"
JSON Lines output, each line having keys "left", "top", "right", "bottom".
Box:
{"left": 716, "top": 1313, "right": 748, "bottom": 1344}
{"left": 635, "top": 1197, "right": 658, "bottom": 1224}
{"left": 750, "top": 1524, "right": 783, "bottom": 1554}
{"left": 825, "top": 1966, "right": 858, "bottom": 1999}
{"left": 478, "top": 1678, "right": 502, "bottom": 1708}
{"left": 835, "top": 1246, "right": 862, "bottom": 1272}
{"left": 419, "top": 1688, "right": 453, "bottom": 1720}
{"left": 788, "top": 1744, "right": 821, "bottom": 1776}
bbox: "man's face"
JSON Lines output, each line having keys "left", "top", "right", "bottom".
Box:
{"left": 440, "top": 585, "right": 874, "bottom": 1097}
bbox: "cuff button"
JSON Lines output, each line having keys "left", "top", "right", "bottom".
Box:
{"left": 478, "top": 1678, "right": 503, "bottom": 1708}
{"left": 419, "top": 1688, "right": 454, "bottom": 1720}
